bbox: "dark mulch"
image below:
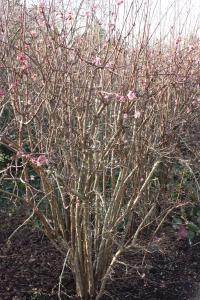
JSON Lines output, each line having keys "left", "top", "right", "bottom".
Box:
{"left": 104, "top": 240, "right": 200, "bottom": 300}
{"left": 0, "top": 213, "right": 75, "bottom": 300}
{"left": 1, "top": 212, "right": 200, "bottom": 300}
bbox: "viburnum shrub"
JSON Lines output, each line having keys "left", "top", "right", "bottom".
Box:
{"left": 0, "top": 0, "right": 199, "bottom": 299}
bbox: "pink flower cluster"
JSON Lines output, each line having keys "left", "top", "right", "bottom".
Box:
{"left": 30, "top": 30, "right": 38, "bottom": 38}
{"left": 105, "top": 61, "right": 113, "bottom": 69}
{"left": 116, "top": 90, "right": 136, "bottom": 102}
{"left": 93, "top": 56, "right": 101, "bottom": 66}
{"left": 102, "top": 90, "right": 137, "bottom": 103}
{"left": 123, "top": 110, "right": 141, "bottom": 120}
{"left": 16, "top": 151, "right": 49, "bottom": 167}
{"left": 17, "top": 52, "right": 27, "bottom": 63}
{"left": 17, "top": 52, "right": 28, "bottom": 71}
{"left": 31, "top": 155, "right": 49, "bottom": 166}
{"left": 127, "top": 90, "right": 136, "bottom": 100}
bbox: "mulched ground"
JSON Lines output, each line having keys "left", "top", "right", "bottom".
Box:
{"left": 1, "top": 212, "right": 200, "bottom": 300}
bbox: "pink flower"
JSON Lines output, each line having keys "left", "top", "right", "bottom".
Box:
{"left": 31, "top": 155, "right": 48, "bottom": 166}
{"left": 31, "top": 158, "right": 38, "bottom": 164}
{"left": 116, "top": 0, "right": 124, "bottom": 5}
{"left": 93, "top": 56, "right": 101, "bottom": 66}
{"left": 123, "top": 113, "right": 128, "bottom": 119}
{"left": 135, "top": 110, "right": 141, "bottom": 119}
{"left": 177, "top": 225, "right": 188, "bottom": 239}
{"left": 17, "top": 52, "right": 27, "bottom": 63}
{"left": 92, "top": 5, "right": 97, "bottom": 12}
{"left": 30, "top": 30, "right": 37, "bottom": 38}
{"left": 127, "top": 90, "right": 136, "bottom": 101}
{"left": 115, "top": 94, "right": 126, "bottom": 102}
{"left": 106, "top": 61, "right": 113, "bottom": 69}
{"left": 119, "top": 96, "right": 125, "bottom": 102}
{"left": 37, "top": 155, "right": 49, "bottom": 166}
{"left": 0, "top": 89, "right": 5, "bottom": 97}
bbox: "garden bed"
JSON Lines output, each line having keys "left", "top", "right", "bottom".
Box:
{"left": 1, "top": 212, "right": 200, "bottom": 300}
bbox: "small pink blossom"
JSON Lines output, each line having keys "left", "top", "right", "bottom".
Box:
{"left": 93, "top": 56, "right": 101, "bottom": 66}
{"left": 91, "top": 5, "right": 97, "bottom": 12}
{"left": 115, "top": 94, "right": 125, "bottom": 102}
{"left": 135, "top": 110, "right": 141, "bottom": 119}
{"left": 36, "top": 155, "right": 49, "bottom": 166}
{"left": 0, "top": 89, "right": 5, "bottom": 97}
{"left": 127, "top": 90, "right": 136, "bottom": 101}
{"left": 123, "top": 113, "right": 128, "bottom": 119}
{"left": 177, "top": 225, "right": 188, "bottom": 239}
{"left": 30, "top": 30, "right": 37, "bottom": 38}
{"left": 17, "top": 52, "right": 27, "bottom": 63}
{"left": 105, "top": 61, "right": 113, "bottom": 69}
{"left": 31, "top": 155, "right": 48, "bottom": 166}
{"left": 116, "top": 0, "right": 124, "bottom": 5}
{"left": 31, "top": 158, "right": 38, "bottom": 164}
{"left": 119, "top": 96, "right": 125, "bottom": 102}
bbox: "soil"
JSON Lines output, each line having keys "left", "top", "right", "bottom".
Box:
{"left": 1, "top": 212, "right": 200, "bottom": 300}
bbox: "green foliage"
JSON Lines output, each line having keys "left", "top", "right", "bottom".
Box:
{"left": 169, "top": 160, "right": 199, "bottom": 243}
{"left": 0, "top": 151, "right": 10, "bottom": 169}
{"left": 172, "top": 205, "right": 200, "bottom": 243}
{"left": 167, "top": 161, "right": 198, "bottom": 202}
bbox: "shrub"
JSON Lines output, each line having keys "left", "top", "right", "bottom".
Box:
{"left": 0, "top": 0, "right": 199, "bottom": 299}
